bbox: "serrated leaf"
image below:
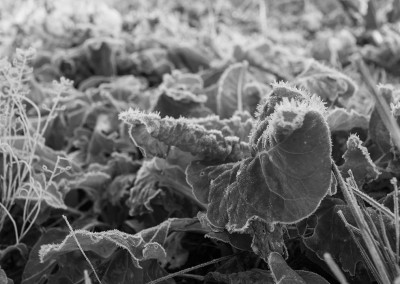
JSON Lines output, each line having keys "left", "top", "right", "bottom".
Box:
{"left": 268, "top": 252, "right": 330, "bottom": 284}
{"left": 303, "top": 198, "right": 362, "bottom": 276}
{"left": 217, "top": 62, "right": 249, "bottom": 119}
{"left": 295, "top": 60, "right": 357, "bottom": 102}
{"left": 119, "top": 109, "right": 250, "bottom": 162}
{"left": 189, "top": 112, "right": 254, "bottom": 142}
{"left": 327, "top": 108, "right": 369, "bottom": 132}
{"left": 340, "top": 134, "right": 380, "bottom": 187}
{"left": 187, "top": 84, "right": 332, "bottom": 231}
{"left": 39, "top": 219, "right": 176, "bottom": 268}
{"left": 23, "top": 228, "right": 174, "bottom": 284}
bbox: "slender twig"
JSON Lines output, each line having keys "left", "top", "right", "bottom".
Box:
{"left": 324, "top": 252, "right": 349, "bottom": 284}
{"left": 391, "top": 178, "right": 400, "bottom": 264}
{"left": 338, "top": 210, "right": 381, "bottom": 283}
{"left": 333, "top": 163, "right": 391, "bottom": 284}
{"left": 63, "top": 216, "right": 102, "bottom": 284}
{"left": 177, "top": 274, "right": 205, "bottom": 281}
{"left": 0, "top": 202, "right": 19, "bottom": 244}
{"left": 351, "top": 185, "right": 395, "bottom": 220}
{"left": 377, "top": 212, "right": 399, "bottom": 275}
{"left": 355, "top": 58, "right": 400, "bottom": 152}
{"left": 146, "top": 253, "right": 240, "bottom": 284}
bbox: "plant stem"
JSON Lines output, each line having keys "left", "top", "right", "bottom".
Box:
{"left": 324, "top": 252, "right": 349, "bottom": 284}
{"left": 0, "top": 202, "right": 19, "bottom": 244}
{"left": 146, "top": 253, "right": 240, "bottom": 284}
{"left": 355, "top": 58, "right": 400, "bottom": 152}
{"left": 391, "top": 178, "right": 400, "bottom": 264}
{"left": 332, "top": 162, "right": 391, "bottom": 284}
{"left": 63, "top": 215, "right": 102, "bottom": 284}
{"left": 237, "top": 61, "right": 248, "bottom": 113}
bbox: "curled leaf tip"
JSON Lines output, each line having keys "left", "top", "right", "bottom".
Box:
{"left": 340, "top": 134, "right": 380, "bottom": 186}
{"left": 119, "top": 108, "right": 161, "bottom": 124}
{"left": 266, "top": 95, "right": 327, "bottom": 140}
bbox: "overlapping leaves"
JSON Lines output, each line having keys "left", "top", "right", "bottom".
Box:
{"left": 119, "top": 110, "right": 251, "bottom": 162}
{"left": 187, "top": 83, "right": 332, "bottom": 232}
{"left": 39, "top": 219, "right": 172, "bottom": 268}
{"left": 295, "top": 60, "right": 357, "bottom": 103}
{"left": 205, "top": 252, "right": 330, "bottom": 284}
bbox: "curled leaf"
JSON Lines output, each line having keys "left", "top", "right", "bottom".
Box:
{"left": 152, "top": 89, "right": 212, "bottom": 119}
{"left": 295, "top": 60, "right": 357, "bottom": 102}
{"left": 127, "top": 157, "right": 200, "bottom": 217}
{"left": 327, "top": 108, "right": 369, "bottom": 132}
{"left": 119, "top": 109, "right": 250, "bottom": 162}
{"left": 187, "top": 84, "right": 332, "bottom": 232}
{"left": 39, "top": 219, "right": 177, "bottom": 268}
{"left": 340, "top": 134, "right": 380, "bottom": 187}
{"left": 188, "top": 112, "right": 254, "bottom": 142}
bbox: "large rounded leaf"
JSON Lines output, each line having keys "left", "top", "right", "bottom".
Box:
{"left": 187, "top": 84, "right": 332, "bottom": 231}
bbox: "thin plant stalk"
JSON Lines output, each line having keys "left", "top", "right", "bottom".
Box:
{"left": 0, "top": 203, "right": 19, "bottom": 244}
{"left": 333, "top": 163, "right": 391, "bottom": 284}
{"left": 355, "top": 58, "right": 400, "bottom": 152}
{"left": 63, "top": 216, "right": 102, "bottom": 284}
{"left": 324, "top": 252, "right": 349, "bottom": 284}
{"left": 237, "top": 61, "right": 248, "bottom": 113}
{"left": 147, "top": 253, "right": 241, "bottom": 284}
{"left": 391, "top": 178, "right": 400, "bottom": 265}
